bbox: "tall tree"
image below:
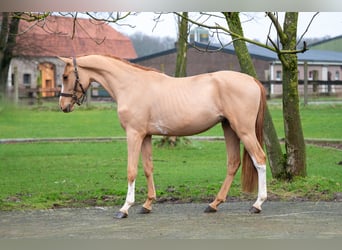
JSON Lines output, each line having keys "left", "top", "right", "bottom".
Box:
{"left": 268, "top": 12, "right": 306, "bottom": 177}
{"left": 0, "top": 12, "right": 20, "bottom": 101}
{"left": 223, "top": 12, "right": 286, "bottom": 179}
{"left": 174, "top": 12, "right": 188, "bottom": 78}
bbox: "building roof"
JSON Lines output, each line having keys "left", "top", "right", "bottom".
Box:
{"left": 13, "top": 15, "right": 137, "bottom": 59}
{"left": 308, "top": 35, "right": 342, "bottom": 52}
{"left": 297, "top": 49, "right": 342, "bottom": 63}
{"left": 247, "top": 43, "right": 342, "bottom": 64}
{"left": 132, "top": 41, "right": 342, "bottom": 65}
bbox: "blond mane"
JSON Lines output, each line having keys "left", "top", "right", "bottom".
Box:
{"left": 104, "top": 55, "right": 161, "bottom": 73}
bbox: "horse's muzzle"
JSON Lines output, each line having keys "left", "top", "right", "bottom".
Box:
{"left": 61, "top": 104, "right": 73, "bottom": 113}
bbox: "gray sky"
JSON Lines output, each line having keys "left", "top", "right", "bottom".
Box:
{"left": 112, "top": 12, "right": 342, "bottom": 42}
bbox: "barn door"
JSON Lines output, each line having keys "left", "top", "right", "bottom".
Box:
{"left": 38, "top": 62, "right": 55, "bottom": 97}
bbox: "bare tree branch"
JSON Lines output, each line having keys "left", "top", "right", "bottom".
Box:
{"left": 297, "top": 12, "right": 319, "bottom": 46}
{"left": 77, "top": 19, "right": 106, "bottom": 45}
{"left": 188, "top": 38, "right": 240, "bottom": 54}
{"left": 71, "top": 12, "right": 78, "bottom": 39}
{"left": 266, "top": 12, "right": 287, "bottom": 43}
{"left": 152, "top": 13, "right": 164, "bottom": 33}
{"left": 13, "top": 12, "right": 131, "bottom": 45}
{"left": 267, "top": 35, "right": 281, "bottom": 54}
{"left": 13, "top": 12, "right": 51, "bottom": 22}
{"left": 266, "top": 16, "right": 274, "bottom": 46}
{"left": 174, "top": 12, "right": 308, "bottom": 56}
{"left": 85, "top": 12, "right": 136, "bottom": 28}
{"left": 174, "top": 12, "right": 278, "bottom": 53}
{"left": 199, "top": 12, "right": 225, "bottom": 20}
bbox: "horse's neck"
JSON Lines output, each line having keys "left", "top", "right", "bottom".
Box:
{"left": 83, "top": 56, "right": 137, "bottom": 100}
{"left": 86, "top": 56, "right": 164, "bottom": 102}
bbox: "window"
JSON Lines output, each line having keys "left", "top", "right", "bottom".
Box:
{"left": 276, "top": 70, "right": 282, "bottom": 80}
{"left": 23, "top": 74, "right": 31, "bottom": 85}
{"left": 335, "top": 71, "right": 340, "bottom": 80}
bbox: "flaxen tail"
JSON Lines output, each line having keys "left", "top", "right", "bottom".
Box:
{"left": 241, "top": 79, "right": 266, "bottom": 193}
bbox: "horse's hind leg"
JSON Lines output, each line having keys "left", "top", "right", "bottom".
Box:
{"left": 139, "top": 135, "right": 156, "bottom": 214}
{"left": 249, "top": 155, "right": 267, "bottom": 213}
{"left": 205, "top": 120, "right": 241, "bottom": 212}
{"left": 239, "top": 133, "right": 267, "bottom": 213}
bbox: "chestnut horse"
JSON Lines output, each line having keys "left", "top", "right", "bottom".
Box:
{"left": 59, "top": 55, "right": 267, "bottom": 219}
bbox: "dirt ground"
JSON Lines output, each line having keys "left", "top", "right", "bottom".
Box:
{"left": 1, "top": 201, "right": 341, "bottom": 239}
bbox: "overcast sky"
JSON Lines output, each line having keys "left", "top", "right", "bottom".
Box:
{"left": 112, "top": 12, "right": 342, "bottom": 42}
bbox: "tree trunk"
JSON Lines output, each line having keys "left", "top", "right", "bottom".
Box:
{"left": 224, "top": 12, "right": 286, "bottom": 179}
{"left": 159, "top": 12, "right": 188, "bottom": 147}
{"left": 0, "top": 12, "right": 20, "bottom": 101}
{"left": 174, "top": 12, "right": 188, "bottom": 78}
{"left": 279, "top": 13, "right": 306, "bottom": 178}
{"left": 0, "top": 12, "right": 10, "bottom": 99}
{"left": 171, "top": 12, "right": 188, "bottom": 145}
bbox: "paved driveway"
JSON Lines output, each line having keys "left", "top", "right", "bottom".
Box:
{"left": 1, "top": 201, "right": 341, "bottom": 239}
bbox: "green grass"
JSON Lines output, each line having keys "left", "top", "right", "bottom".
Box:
{"left": 1, "top": 141, "right": 341, "bottom": 210}
{"left": 0, "top": 140, "right": 227, "bottom": 210}
{"left": 0, "top": 141, "right": 127, "bottom": 210}
{"left": 0, "top": 100, "right": 341, "bottom": 210}
{"left": 266, "top": 103, "right": 342, "bottom": 140}
{"left": 0, "top": 103, "right": 125, "bottom": 138}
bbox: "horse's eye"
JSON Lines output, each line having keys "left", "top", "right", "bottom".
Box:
{"left": 63, "top": 75, "right": 68, "bottom": 80}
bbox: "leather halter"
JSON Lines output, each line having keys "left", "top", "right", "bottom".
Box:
{"left": 60, "top": 57, "right": 87, "bottom": 106}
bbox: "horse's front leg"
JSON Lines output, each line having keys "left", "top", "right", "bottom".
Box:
{"left": 114, "top": 131, "right": 143, "bottom": 219}
{"left": 138, "top": 135, "right": 156, "bottom": 214}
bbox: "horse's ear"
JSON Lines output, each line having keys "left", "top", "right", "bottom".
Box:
{"left": 58, "top": 57, "right": 72, "bottom": 65}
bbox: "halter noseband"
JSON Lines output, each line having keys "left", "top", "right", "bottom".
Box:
{"left": 60, "top": 57, "right": 87, "bottom": 106}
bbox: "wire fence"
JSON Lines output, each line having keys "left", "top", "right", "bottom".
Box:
{"left": 263, "top": 80, "right": 342, "bottom": 101}
{"left": 9, "top": 81, "right": 342, "bottom": 106}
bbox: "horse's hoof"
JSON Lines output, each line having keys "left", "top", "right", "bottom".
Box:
{"left": 204, "top": 205, "right": 217, "bottom": 213}
{"left": 249, "top": 206, "right": 261, "bottom": 214}
{"left": 138, "top": 207, "right": 151, "bottom": 214}
{"left": 114, "top": 211, "right": 128, "bottom": 219}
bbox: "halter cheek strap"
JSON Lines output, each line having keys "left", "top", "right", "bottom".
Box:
{"left": 60, "top": 57, "right": 87, "bottom": 106}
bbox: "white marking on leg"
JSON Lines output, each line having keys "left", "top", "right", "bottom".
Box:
{"left": 251, "top": 157, "right": 267, "bottom": 210}
{"left": 120, "top": 180, "right": 136, "bottom": 214}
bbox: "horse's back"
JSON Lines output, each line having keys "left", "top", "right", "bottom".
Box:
{"left": 214, "top": 70, "right": 261, "bottom": 101}
{"left": 211, "top": 71, "right": 260, "bottom": 91}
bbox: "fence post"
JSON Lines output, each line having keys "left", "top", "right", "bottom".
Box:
{"left": 86, "top": 84, "right": 91, "bottom": 107}
{"left": 304, "top": 61, "right": 308, "bottom": 106}
{"left": 313, "top": 70, "right": 318, "bottom": 97}
{"left": 13, "top": 66, "right": 19, "bottom": 105}
{"left": 328, "top": 71, "right": 332, "bottom": 96}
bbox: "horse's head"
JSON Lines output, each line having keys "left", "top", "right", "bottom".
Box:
{"left": 59, "top": 57, "right": 89, "bottom": 113}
